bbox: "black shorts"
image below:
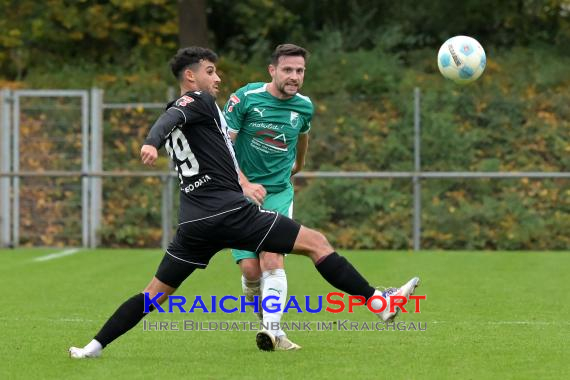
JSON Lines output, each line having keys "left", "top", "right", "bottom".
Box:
{"left": 155, "top": 202, "right": 301, "bottom": 288}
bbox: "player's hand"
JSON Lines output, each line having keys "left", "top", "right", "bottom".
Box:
{"left": 242, "top": 181, "right": 266, "bottom": 206}
{"left": 140, "top": 145, "right": 158, "bottom": 166}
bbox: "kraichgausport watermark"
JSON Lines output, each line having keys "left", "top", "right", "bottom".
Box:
{"left": 142, "top": 320, "right": 427, "bottom": 332}
{"left": 143, "top": 292, "right": 427, "bottom": 315}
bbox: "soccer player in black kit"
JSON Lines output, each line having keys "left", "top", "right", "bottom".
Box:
{"left": 69, "top": 47, "right": 420, "bottom": 357}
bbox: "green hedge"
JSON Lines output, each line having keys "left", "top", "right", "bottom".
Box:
{"left": 13, "top": 43, "right": 570, "bottom": 249}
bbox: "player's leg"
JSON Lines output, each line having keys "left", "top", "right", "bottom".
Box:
{"left": 291, "top": 225, "right": 420, "bottom": 322}
{"left": 69, "top": 252, "right": 199, "bottom": 358}
{"left": 235, "top": 253, "right": 299, "bottom": 347}
{"left": 257, "top": 252, "right": 301, "bottom": 351}
{"left": 227, "top": 205, "right": 369, "bottom": 350}
{"left": 262, "top": 217, "right": 420, "bottom": 323}
{"left": 70, "top": 223, "right": 216, "bottom": 359}
{"left": 224, "top": 203, "right": 420, "bottom": 348}
{"left": 234, "top": 253, "right": 263, "bottom": 320}
{"left": 256, "top": 187, "right": 300, "bottom": 350}
{"left": 69, "top": 273, "right": 180, "bottom": 359}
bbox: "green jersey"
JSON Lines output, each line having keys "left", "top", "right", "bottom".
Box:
{"left": 223, "top": 82, "right": 314, "bottom": 193}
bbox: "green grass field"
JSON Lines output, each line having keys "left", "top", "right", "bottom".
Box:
{"left": 1, "top": 248, "right": 569, "bottom": 379}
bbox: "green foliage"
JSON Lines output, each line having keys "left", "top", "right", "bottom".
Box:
{"left": 3, "top": 0, "right": 569, "bottom": 81}
{"left": 98, "top": 108, "right": 169, "bottom": 247}
{"left": 4, "top": 0, "right": 569, "bottom": 249}
{"left": 209, "top": 0, "right": 301, "bottom": 58}
{"left": 0, "top": 0, "right": 177, "bottom": 79}
{"left": 291, "top": 42, "right": 570, "bottom": 250}
{"left": 295, "top": 179, "right": 412, "bottom": 249}
{"left": 16, "top": 98, "right": 85, "bottom": 246}
{"left": 420, "top": 179, "right": 569, "bottom": 250}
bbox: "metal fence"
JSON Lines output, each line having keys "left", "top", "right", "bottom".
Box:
{"left": 1, "top": 88, "right": 569, "bottom": 250}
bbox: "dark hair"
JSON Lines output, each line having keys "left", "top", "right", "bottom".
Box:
{"left": 169, "top": 47, "right": 218, "bottom": 81}
{"left": 270, "top": 44, "right": 309, "bottom": 65}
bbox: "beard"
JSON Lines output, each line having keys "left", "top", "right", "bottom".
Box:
{"left": 276, "top": 80, "right": 300, "bottom": 97}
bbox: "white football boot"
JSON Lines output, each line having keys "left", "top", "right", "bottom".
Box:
{"left": 375, "top": 277, "right": 421, "bottom": 322}
{"left": 275, "top": 335, "right": 302, "bottom": 351}
{"left": 69, "top": 346, "right": 101, "bottom": 359}
{"left": 256, "top": 329, "right": 301, "bottom": 351}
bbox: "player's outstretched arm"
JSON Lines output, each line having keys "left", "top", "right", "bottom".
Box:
{"left": 143, "top": 110, "right": 185, "bottom": 149}
{"left": 292, "top": 133, "right": 309, "bottom": 176}
{"left": 140, "top": 108, "right": 186, "bottom": 166}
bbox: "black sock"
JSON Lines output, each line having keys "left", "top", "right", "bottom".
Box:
{"left": 94, "top": 293, "right": 153, "bottom": 348}
{"left": 315, "top": 252, "right": 375, "bottom": 300}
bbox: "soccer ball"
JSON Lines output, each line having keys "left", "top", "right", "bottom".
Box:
{"left": 437, "top": 36, "right": 486, "bottom": 84}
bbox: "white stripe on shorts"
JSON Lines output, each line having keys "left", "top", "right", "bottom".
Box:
{"left": 254, "top": 211, "right": 280, "bottom": 254}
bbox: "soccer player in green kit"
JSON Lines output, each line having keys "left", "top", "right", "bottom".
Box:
{"left": 223, "top": 44, "right": 312, "bottom": 350}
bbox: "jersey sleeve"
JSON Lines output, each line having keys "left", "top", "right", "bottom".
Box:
{"left": 144, "top": 108, "right": 185, "bottom": 149}
{"left": 222, "top": 88, "right": 246, "bottom": 134}
{"left": 144, "top": 93, "right": 211, "bottom": 148}
{"left": 300, "top": 104, "right": 314, "bottom": 134}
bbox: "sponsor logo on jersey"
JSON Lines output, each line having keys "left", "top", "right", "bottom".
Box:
{"left": 183, "top": 174, "right": 212, "bottom": 193}
{"left": 254, "top": 130, "right": 288, "bottom": 151}
{"left": 226, "top": 94, "right": 240, "bottom": 112}
{"left": 290, "top": 111, "right": 300, "bottom": 128}
{"left": 176, "top": 95, "right": 195, "bottom": 107}
{"left": 250, "top": 122, "right": 281, "bottom": 131}
{"left": 253, "top": 107, "right": 266, "bottom": 117}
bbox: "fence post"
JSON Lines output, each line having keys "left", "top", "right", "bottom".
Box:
{"left": 11, "top": 92, "right": 20, "bottom": 246}
{"left": 80, "top": 92, "right": 90, "bottom": 248}
{"left": 90, "top": 88, "right": 103, "bottom": 248}
{"left": 413, "top": 87, "right": 422, "bottom": 251}
{"left": 0, "top": 89, "right": 11, "bottom": 247}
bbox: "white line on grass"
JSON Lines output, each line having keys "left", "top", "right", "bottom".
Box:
{"left": 430, "top": 320, "right": 568, "bottom": 326}
{"left": 34, "top": 248, "right": 81, "bottom": 262}
{"left": 0, "top": 317, "right": 97, "bottom": 323}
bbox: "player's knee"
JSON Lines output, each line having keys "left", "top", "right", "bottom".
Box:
{"left": 313, "top": 231, "right": 333, "bottom": 253}
{"left": 296, "top": 227, "right": 333, "bottom": 258}
{"left": 142, "top": 288, "right": 173, "bottom": 305}
{"left": 239, "top": 259, "right": 261, "bottom": 281}
{"left": 260, "top": 252, "right": 284, "bottom": 271}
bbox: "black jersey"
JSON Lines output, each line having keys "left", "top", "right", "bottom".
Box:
{"left": 144, "top": 91, "right": 246, "bottom": 221}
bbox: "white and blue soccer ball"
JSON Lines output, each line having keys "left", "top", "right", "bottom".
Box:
{"left": 437, "top": 36, "right": 486, "bottom": 84}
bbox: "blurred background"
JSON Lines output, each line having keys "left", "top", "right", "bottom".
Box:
{"left": 0, "top": 0, "right": 568, "bottom": 250}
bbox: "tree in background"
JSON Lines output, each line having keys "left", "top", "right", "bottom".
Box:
{"left": 178, "top": 0, "right": 209, "bottom": 47}
{"left": 0, "top": 0, "right": 178, "bottom": 80}
{"left": 1, "top": 0, "right": 569, "bottom": 80}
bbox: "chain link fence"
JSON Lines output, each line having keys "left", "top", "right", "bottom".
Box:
{"left": 1, "top": 88, "right": 569, "bottom": 250}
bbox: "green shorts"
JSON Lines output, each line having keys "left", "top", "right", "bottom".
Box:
{"left": 232, "top": 185, "right": 294, "bottom": 263}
